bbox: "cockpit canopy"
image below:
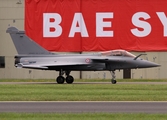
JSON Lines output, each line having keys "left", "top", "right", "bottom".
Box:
{"left": 100, "top": 50, "right": 136, "bottom": 58}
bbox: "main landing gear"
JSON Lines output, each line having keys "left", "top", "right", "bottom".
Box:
{"left": 110, "top": 71, "right": 117, "bottom": 84}
{"left": 56, "top": 70, "right": 74, "bottom": 84}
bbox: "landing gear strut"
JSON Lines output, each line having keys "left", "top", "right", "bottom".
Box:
{"left": 110, "top": 71, "right": 117, "bottom": 84}
{"left": 56, "top": 70, "right": 74, "bottom": 84}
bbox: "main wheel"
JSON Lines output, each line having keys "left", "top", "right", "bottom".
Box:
{"left": 66, "top": 75, "right": 74, "bottom": 84}
{"left": 56, "top": 76, "right": 65, "bottom": 84}
{"left": 111, "top": 79, "right": 117, "bottom": 84}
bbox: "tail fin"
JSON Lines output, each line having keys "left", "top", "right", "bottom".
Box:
{"left": 6, "top": 27, "right": 51, "bottom": 55}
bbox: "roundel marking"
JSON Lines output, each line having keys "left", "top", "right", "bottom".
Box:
{"left": 85, "top": 58, "right": 90, "bottom": 63}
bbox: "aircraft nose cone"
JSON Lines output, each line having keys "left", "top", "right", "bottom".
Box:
{"left": 149, "top": 62, "right": 160, "bottom": 67}
{"left": 140, "top": 60, "right": 160, "bottom": 68}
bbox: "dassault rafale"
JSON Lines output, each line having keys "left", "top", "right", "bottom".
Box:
{"left": 7, "top": 27, "right": 160, "bottom": 84}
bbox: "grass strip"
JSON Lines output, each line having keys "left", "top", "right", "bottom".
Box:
{"left": 0, "top": 84, "right": 166, "bottom": 101}
{"left": 0, "top": 113, "right": 167, "bottom": 120}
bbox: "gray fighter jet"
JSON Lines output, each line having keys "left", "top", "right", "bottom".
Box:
{"left": 6, "top": 27, "right": 160, "bottom": 84}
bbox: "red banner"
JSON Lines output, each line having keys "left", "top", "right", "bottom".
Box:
{"left": 25, "top": 0, "right": 167, "bottom": 52}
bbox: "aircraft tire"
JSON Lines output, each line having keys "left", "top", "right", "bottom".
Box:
{"left": 66, "top": 75, "right": 74, "bottom": 84}
{"left": 111, "top": 79, "right": 117, "bottom": 84}
{"left": 56, "top": 76, "right": 65, "bottom": 84}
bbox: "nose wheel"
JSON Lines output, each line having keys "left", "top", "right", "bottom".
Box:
{"left": 56, "top": 70, "right": 74, "bottom": 84}
{"left": 110, "top": 71, "right": 117, "bottom": 84}
{"left": 112, "top": 79, "right": 117, "bottom": 84}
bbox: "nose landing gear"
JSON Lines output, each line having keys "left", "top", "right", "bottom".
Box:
{"left": 110, "top": 71, "right": 117, "bottom": 84}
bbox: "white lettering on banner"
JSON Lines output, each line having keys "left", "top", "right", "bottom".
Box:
{"left": 96, "top": 12, "right": 113, "bottom": 37}
{"left": 156, "top": 12, "right": 167, "bottom": 37}
{"left": 43, "top": 13, "right": 62, "bottom": 37}
{"left": 69, "top": 13, "right": 89, "bottom": 37}
{"left": 131, "top": 12, "right": 151, "bottom": 37}
{"left": 43, "top": 12, "right": 167, "bottom": 38}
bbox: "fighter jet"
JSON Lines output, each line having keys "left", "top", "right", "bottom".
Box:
{"left": 6, "top": 27, "right": 160, "bottom": 84}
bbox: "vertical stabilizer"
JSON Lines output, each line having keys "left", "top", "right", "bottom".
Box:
{"left": 6, "top": 27, "right": 51, "bottom": 55}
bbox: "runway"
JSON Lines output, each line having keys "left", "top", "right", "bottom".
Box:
{"left": 0, "top": 82, "right": 167, "bottom": 84}
{"left": 0, "top": 101, "right": 167, "bottom": 113}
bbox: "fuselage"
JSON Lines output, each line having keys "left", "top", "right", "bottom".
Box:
{"left": 7, "top": 27, "right": 160, "bottom": 84}
{"left": 15, "top": 53, "right": 159, "bottom": 71}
